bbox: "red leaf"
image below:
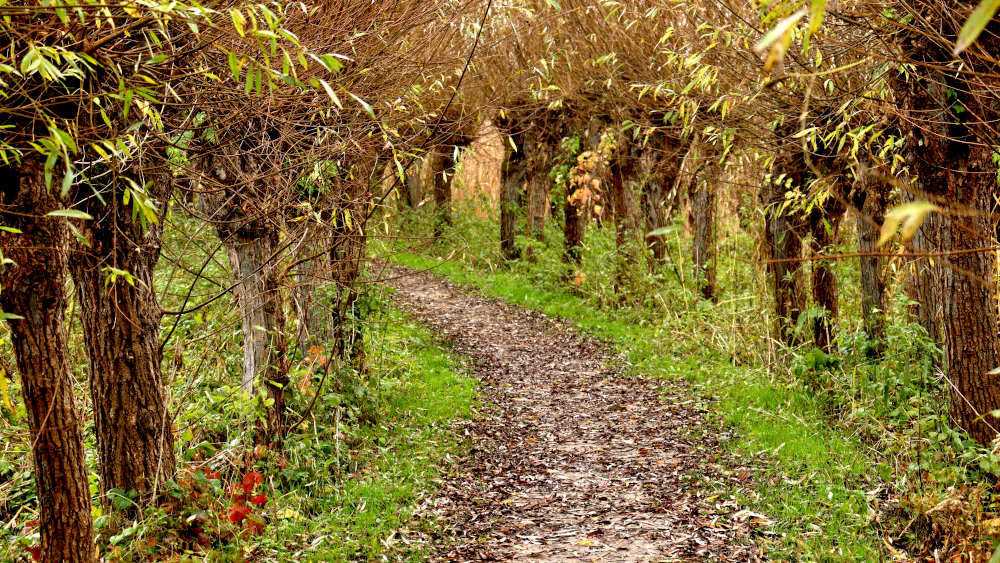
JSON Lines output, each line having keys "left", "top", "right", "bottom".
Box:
{"left": 228, "top": 505, "right": 251, "bottom": 524}
{"left": 229, "top": 483, "right": 247, "bottom": 503}
{"left": 25, "top": 519, "right": 37, "bottom": 528}
{"left": 26, "top": 545, "right": 40, "bottom": 562}
{"left": 246, "top": 517, "right": 266, "bottom": 535}
{"left": 249, "top": 494, "right": 268, "bottom": 507}
{"left": 242, "top": 471, "right": 263, "bottom": 491}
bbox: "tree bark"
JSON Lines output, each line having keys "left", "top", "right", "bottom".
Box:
{"left": 761, "top": 173, "right": 806, "bottom": 346}
{"left": 500, "top": 136, "right": 526, "bottom": 261}
{"left": 224, "top": 228, "right": 289, "bottom": 441}
{"left": 808, "top": 191, "right": 847, "bottom": 352}
{"left": 291, "top": 222, "right": 332, "bottom": 356}
{"left": 329, "top": 183, "right": 369, "bottom": 370}
{"left": 641, "top": 137, "right": 687, "bottom": 263}
{"left": 852, "top": 174, "right": 888, "bottom": 354}
{"left": 428, "top": 148, "right": 455, "bottom": 237}
{"left": 895, "top": 48, "right": 1000, "bottom": 442}
{"left": 69, "top": 171, "right": 176, "bottom": 502}
{"left": 610, "top": 137, "right": 638, "bottom": 293}
{"left": 691, "top": 175, "right": 717, "bottom": 302}
{"left": 525, "top": 144, "right": 550, "bottom": 243}
{"left": 0, "top": 164, "right": 95, "bottom": 562}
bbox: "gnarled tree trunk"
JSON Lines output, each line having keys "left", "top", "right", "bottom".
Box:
{"left": 69, "top": 171, "right": 176, "bottom": 502}
{"left": 0, "top": 165, "right": 95, "bottom": 562}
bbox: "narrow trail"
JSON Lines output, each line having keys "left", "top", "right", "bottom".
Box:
{"left": 386, "top": 268, "right": 762, "bottom": 562}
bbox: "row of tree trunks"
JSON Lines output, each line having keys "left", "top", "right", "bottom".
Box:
{"left": 0, "top": 164, "right": 95, "bottom": 562}
{"left": 70, "top": 169, "right": 177, "bottom": 500}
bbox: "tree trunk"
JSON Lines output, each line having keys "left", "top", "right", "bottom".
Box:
{"left": 808, "top": 191, "right": 847, "bottom": 352}
{"left": 500, "top": 139, "right": 526, "bottom": 261}
{"left": 610, "top": 139, "right": 637, "bottom": 293}
{"left": 642, "top": 137, "right": 688, "bottom": 263}
{"left": 853, "top": 174, "right": 888, "bottom": 354}
{"left": 428, "top": 148, "right": 454, "bottom": 237}
{"left": 691, "top": 176, "right": 717, "bottom": 302}
{"left": 224, "top": 229, "right": 289, "bottom": 441}
{"left": 291, "top": 222, "right": 332, "bottom": 356}
{"left": 525, "top": 144, "right": 549, "bottom": 243}
{"left": 404, "top": 159, "right": 423, "bottom": 208}
{"left": 761, "top": 178, "right": 806, "bottom": 346}
{"left": 0, "top": 165, "right": 95, "bottom": 562}
{"left": 896, "top": 55, "right": 1000, "bottom": 442}
{"left": 69, "top": 172, "right": 176, "bottom": 503}
{"left": 330, "top": 184, "right": 369, "bottom": 370}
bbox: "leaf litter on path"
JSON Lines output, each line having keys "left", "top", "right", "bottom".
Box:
{"left": 385, "top": 267, "right": 764, "bottom": 562}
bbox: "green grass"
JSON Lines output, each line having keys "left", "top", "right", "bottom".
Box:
{"left": 385, "top": 249, "right": 887, "bottom": 560}
{"left": 296, "top": 300, "right": 477, "bottom": 560}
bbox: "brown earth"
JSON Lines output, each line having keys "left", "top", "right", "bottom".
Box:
{"left": 385, "top": 266, "right": 764, "bottom": 561}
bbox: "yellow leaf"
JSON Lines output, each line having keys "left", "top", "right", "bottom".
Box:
{"left": 878, "top": 201, "right": 939, "bottom": 247}
{"left": 0, "top": 369, "right": 13, "bottom": 413}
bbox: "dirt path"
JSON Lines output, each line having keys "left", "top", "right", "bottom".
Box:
{"left": 386, "top": 268, "right": 762, "bottom": 561}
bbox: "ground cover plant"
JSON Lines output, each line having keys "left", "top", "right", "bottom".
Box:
{"left": 5, "top": 0, "right": 1000, "bottom": 560}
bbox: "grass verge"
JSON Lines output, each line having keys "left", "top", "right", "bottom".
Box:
{"left": 387, "top": 250, "right": 886, "bottom": 560}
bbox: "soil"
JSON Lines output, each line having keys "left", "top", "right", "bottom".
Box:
{"left": 385, "top": 267, "right": 763, "bottom": 561}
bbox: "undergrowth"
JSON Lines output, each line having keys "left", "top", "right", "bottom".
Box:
{"left": 380, "top": 201, "right": 1000, "bottom": 561}
{"left": 0, "top": 212, "right": 477, "bottom": 561}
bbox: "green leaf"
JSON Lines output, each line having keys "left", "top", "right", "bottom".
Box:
{"left": 808, "top": 0, "right": 827, "bottom": 34}
{"left": 46, "top": 209, "right": 93, "bottom": 220}
{"left": 954, "top": 0, "right": 1000, "bottom": 55}
{"left": 350, "top": 92, "right": 375, "bottom": 118}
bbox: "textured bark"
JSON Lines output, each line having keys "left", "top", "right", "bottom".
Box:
{"left": 525, "top": 144, "right": 550, "bottom": 243}
{"left": 329, "top": 184, "right": 369, "bottom": 369}
{"left": 291, "top": 223, "right": 333, "bottom": 355}
{"left": 807, "top": 192, "right": 847, "bottom": 352}
{"left": 894, "top": 34, "right": 1000, "bottom": 442}
{"left": 641, "top": 137, "right": 687, "bottom": 263}
{"left": 691, "top": 177, "right": 717, "bottom": 302}
{"left": 907, "top": 199, "right": 944, "bottom": 345}
{"left": 610, "top": 137, "right": 638, "bottom": 293}
{"left": 404, "top": 160, "right": 423, "bottom": 208}
{"left": 69, "top": 172, "right": 176, "bottom": 502}
{"left": 428, "top": 148, "right": 455, "bottom": 237}
{"left": 762, "top": 149, "right": 808, "bottom": 345}
{"left": 0, "top": 165, "right": 95, "bottom": 562}
{"left": 500, "top": 137, "right": 526, "bottom": 261}
{"left": 564, "top": 191, "right": 584, "bottom": 265}
{"left": 852, "top": 175, "right": 889, "bottom": 353}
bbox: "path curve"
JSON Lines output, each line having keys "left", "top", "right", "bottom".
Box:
{"left": 386, "top": 267, "right": 761, "bottom": 562}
